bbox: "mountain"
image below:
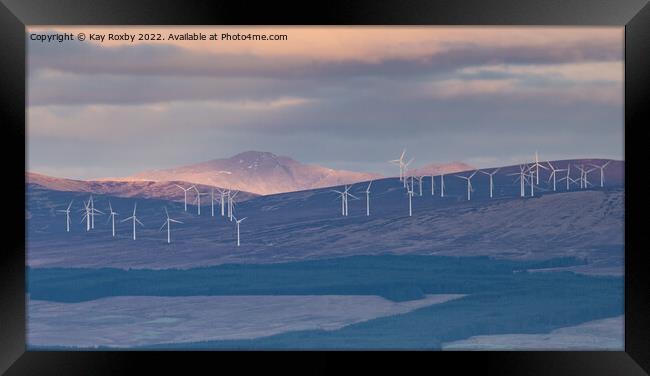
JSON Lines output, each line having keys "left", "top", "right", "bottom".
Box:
{"left": 26, "top": 172, "right": 258, "bottom": 203}
{"left": 114, "top": 151, "right": 383, "bottom": 195}
{"left": 410, "top": 162, "right": 475, "bottom": 176}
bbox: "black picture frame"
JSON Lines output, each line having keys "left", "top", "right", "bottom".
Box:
{"left": 1, "top": 0, "right": 648, "bottom": 374}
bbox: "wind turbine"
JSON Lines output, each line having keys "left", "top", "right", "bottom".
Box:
{"left": 89, "top": 195, "right": 95, "bottom": 229}
{"left": 530, "top": 151, "right": 548, "bottom": 185}
{"left": 558, "top": 164, "right": 577, "bottom": 191}
{"left": 332, "top": 188, "right": 346, "bottom": 216}
{"left": 480, "top": 168, "right": 500, "bottom": 198}
{"left": 343, "top": 185, "right": 358, "bottom": 216}
{"left": 57, "top": 200, "right": 73, "bottom": 232}
{"left": 508, "top": 165, "right": 529, "bottom": 197}
{"left": 365, "top": 181, "right": 372, "bottom": 216}
{"left": 210, "top": 189, "right": 216, "bottom": 217}
{"left": 87, "top": 195, "right": 103, "bottom": 229}
{"left": 233, "top": 216, "right": 247, "bottom": 246}
{"left": 192, "top": 186, "right": 208, "bottom": 215}
{"left": 121, "top": 203, "right": 143, "bottom": 240}
{"left": 406, "top": 179, "right": 414, "bottom": 216}
{"left": 160, "top": 207, "right": 182, "bottom": 244}
{"left": 546, "top": 162, "right": 566, "bottom": 192}
{"left": 389, "top": 149, "right": 407, "bottom": 182}
{"left": 79, "top": 200, "right": 91, "bottom": 231}
{"left": 403, "top": 158, "right": 415, "bottom": 187}
{"left": 174, "top": 184, "right": 195, "bottom": 212}
{"left": 217, "top": 189, "right": 228, "bottom": 216}
{"left": 228, "top": 190, "right": 239, "bottom": 221}
{"left": 575, "top": 164, "right": 596, "bottom": 189}
{"left": 590, "top": 161, "right": 611, "bottom": 187}
{"left": 455, "top": 171, "right": 478, "bottom": 201}
{"left": 332, "top": 185, "right": 357, "bottom": 216}
{"left": 106, "top": 201, "right": 119, "bottom": 237}
{"left": 415, "top": 176, "right": 424, "bottom": 196}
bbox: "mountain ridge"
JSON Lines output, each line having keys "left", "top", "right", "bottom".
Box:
{"left": 99, "top": 151, "right": 481, "bottom": 195}
{"left": 26, "top": 172, "right": 258, "bottom": 204}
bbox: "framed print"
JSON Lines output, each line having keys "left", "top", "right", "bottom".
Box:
{"left": 1, "top": 0, "right": 649, "bottom": 374}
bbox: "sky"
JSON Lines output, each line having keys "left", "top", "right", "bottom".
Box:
{"left": 27, "top": 26, "right": 624, "bottom": 179}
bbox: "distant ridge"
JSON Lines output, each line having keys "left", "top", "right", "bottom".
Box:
{"left": 26, "top": 172, "right": 258, "bottom": 203}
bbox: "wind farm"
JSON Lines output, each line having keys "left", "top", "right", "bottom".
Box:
{"left": 26, "top": 151, "right": 625, "bottom": 351}
{"left": 27, "top": 153, "right": 624, "bottom": 268}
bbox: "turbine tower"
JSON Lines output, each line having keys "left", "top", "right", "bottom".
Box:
{"left": 107, "top": 201, "right": 119, "bottom": 237}
{"left": 508, "top": 165, "right": 529, "bottom": 197}
{"left": 406, "top": 180, "right": 414, "bottom": 216}
{"left": 558, "top": 164, "right": 577, "bottom": 191}
{"left": 455, "top": 171, "right": 478, "bottom": 201}
{"left": 57, "top": 200, "right": 73, "bottom": 232}
{"left": 79, "top": 200, "right": 91, "bottom": 231}
{"left": 332, "top": 185, "right": 357, "bottom": 216}
{"left": 192, "top": 186, "right": 208, "bottom": 215}
{"left": 403, "top": 158, "right": 415, "bottom": 187}
{"left": 174, "top": 184, "right": 195, "bottom": 212}
{"left": 217, "top": 189, "right": 228, "bottom": 216}
{"left": 342, "top": 185, "right": 359, "bottom": 216}
{"left": 389, "top": 149, "right": 407, "bottom": 182}
{"left": 480, "top": 168, "right": 500, "bottom": 198}
{"left": 416, "top": 176, "right": 424, "bottom": 196}
{"left": 431, "top": 175, "right": 435, "bottom": 196}
{"left": 160, "top": 207, "right": 183, "bottom": 244}
{"left": 546, "top": 162, "right": 566, "bottom": 192}
{"left": 234, "top": 216, "right": 247, "bottom": 246}
{"left": 332, "top": 188, "right": 347, "bottom": 216}
{"left": 530, "top": 151, "right": 548, "bottom": 185}
{"left": 211, "top": 189, "right": 215, "bottom": 217}
{"left": 87, "top": 195, "right": 103, "bottom": 230}
{"left": 121, "top": 203, "right": 143, "bottom": 240}
{"left": 228, "top": 190, "right": 239, "bottom": 221}
{"left": 575, "top": 164, "right": 596, "bottom": 189}
{"left": 365, "top": 181, "right": 372, "bottom": 216}
{"left": 590, "top": 161, "right": 611, "bottom": 187}
{"left": 89, "top": 195, "right": 95, "bottom": 229}
{"left": 440, "top": 174, "right": 445, "bottom": 197}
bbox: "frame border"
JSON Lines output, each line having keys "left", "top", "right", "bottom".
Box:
{"left": 1, "top": 0, "right": 648, "bottom": 374}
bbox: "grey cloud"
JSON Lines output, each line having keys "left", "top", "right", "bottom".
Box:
{"left": 28, "top": 34, "right": 621, "bottom": 81}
